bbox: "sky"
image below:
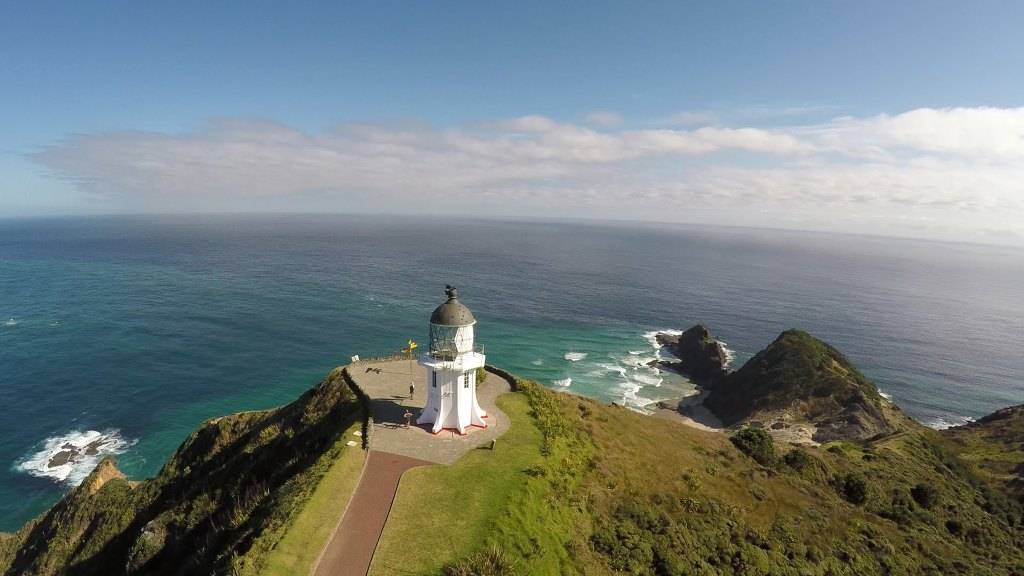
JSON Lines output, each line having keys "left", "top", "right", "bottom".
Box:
{"left": 1, "top": 1, "right": 1023, "bottom": 244}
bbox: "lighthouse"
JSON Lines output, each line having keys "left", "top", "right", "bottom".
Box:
{"left": 417, "top": 286, "right": 487, "bottom": 434}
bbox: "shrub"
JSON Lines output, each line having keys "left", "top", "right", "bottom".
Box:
{"left": 782, "top": 449, "right": 813, "bottom": 471}
{"left": 444, "top": 545, "right": 519, "bottom": 576}
{"left": 836, "top": 473, "right": 868, "bottom": 505}
{"left": 910, "top": 482, "right": 938, "bottom": 509}
{"left": 730, "top": 428, "right": 776, "bottom": 467}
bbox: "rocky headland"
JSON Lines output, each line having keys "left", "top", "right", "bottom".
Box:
{"left": 657, "top": 326, "right": 911, "bottom": 443}
{"left": 4, "top": 329, "right": 1024, "bottom": 575}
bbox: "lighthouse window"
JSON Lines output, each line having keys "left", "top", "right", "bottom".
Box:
{"left": 463, "top": 373, "right": 470, "bottom": 388}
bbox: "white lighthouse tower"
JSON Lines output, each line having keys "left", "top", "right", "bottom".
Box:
{"left": 417, "top": 286, "right": 487, "bottom": 435}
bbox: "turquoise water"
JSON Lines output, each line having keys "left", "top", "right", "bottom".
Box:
{"left": 1, "top": 215, "right": 1023, "bottom": 529}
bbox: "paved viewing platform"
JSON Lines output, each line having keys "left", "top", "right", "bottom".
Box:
{"left": 349, "top": 357, "right": 512, "bottom": 464}
{"left": 313, "top": 357, "right": 513, "bottom": 576}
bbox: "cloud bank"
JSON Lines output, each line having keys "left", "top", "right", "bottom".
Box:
{"left": 31, "top": 107, "right": 1024, "bottom": 243}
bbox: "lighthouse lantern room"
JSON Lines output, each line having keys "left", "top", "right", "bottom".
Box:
{"left": 417, "top": 286, "right": 487, "bottom": 434}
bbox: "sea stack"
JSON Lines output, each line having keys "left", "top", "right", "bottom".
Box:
{"left": 657, "top": 324, "right": 730, "bottom": 386}
{"left": 417, "top": 286, "right": 488, "bottom": 434}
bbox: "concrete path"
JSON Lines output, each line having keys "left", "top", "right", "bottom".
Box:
{"left": 312, "top": 451, "right": 431, "bottom": 576}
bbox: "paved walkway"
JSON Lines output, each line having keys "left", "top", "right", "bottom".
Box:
{"left": 311, "top": 359, "right": 514, "bottom": 575}
{"left": 312, "top": 451, "right": 430, "bottom": 576}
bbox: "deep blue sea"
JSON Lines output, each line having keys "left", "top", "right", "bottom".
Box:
{"left": 1, "top": 215, "right": 1023, "bottom": 529}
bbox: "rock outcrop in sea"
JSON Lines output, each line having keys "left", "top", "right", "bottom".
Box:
{"left": 655, "top": 324, "right": 730, "bottom": 386}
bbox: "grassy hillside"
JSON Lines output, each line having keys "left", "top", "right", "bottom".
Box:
{"left": 705, "top": 330, "right": 898, "bottom": 441}
{"left": 443, "top": 376, "right": 1024, "bottom": 575}
{"left": 946, "top": 405, "right": 1024, "bottom": 502}
{"left": 4, "top": 331, "right": 1023, "bottom": 576}
{"left": 0, "top": 367, "right": 364, "bottom": 576}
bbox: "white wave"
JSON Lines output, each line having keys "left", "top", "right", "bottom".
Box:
{"left": 630, "top": 372, "right": 663, "bottom": 387}
{"left": 719, "top": 340, "right": 737, "bottom": 366}
{"left": 642, "top": 329, "right": 681, "bottom": 352}
{"left": 530, "top": 358, "right": 544, "bottom": 366}
{"left": 628, "top": 350, "right": 645, "bottom": 355}
{"left": 615, "top": 380, "right": 659, "bottom": 412}
{"left": 564, "top": 352, "right": 588, "bottom": 362}
{"left": 879, "top": 390, "right": 893, "bottom": 402}
{"left": 642, "top": 329, "right": 687, "bottom": 366}
{"left": 616, "top": 353, "right": 655, "bottom": 368}
{"left": 552, "top": 378, "right": 572, "bottom": 387}
{"left": 4, "top": 318, "right": 17, "bottom": 327}
{"left": 924, "top": 415, "right": 975, "bottom": 430}
{"left": 596, "top": 363, "right": 628, "bottom": 377}
{"left": 15, "top": 429, "right": 133, "bottom": 485}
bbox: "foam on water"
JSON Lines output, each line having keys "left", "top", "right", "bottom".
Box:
{"left": 4, "top": 318, "right": 17, "bottom": 327}
{"left": 15, "top": 430, "right": 134, "bottom": 486}
{"left": 924, "top": 415, "right": 975, "bottom": 430}
{"left": 596, "top": 362, "right": 628, "bottom": 377}
{"left": 642, "top": 329, "right": 681, "bottom": 354}
{"left": 631, "top": 372, "right": 663, "bottom": 387}
{"left": 564, "top": 329, "right": 691, "bottom": 412}
{"left": 879, "top": 390, "right": 893, "bottom": 402}
{"left": 719, "top": 341, "right": 736, "bottom": 366}
{"left": 564, "top": 352, "right": 588, "bottom": 362}
{"left": 552, "top": 378, "right": 572, "bottom": 387}
{"left": 530, "top": 358, "right": 544, "bottom": 366}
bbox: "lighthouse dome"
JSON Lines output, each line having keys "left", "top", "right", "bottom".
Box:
{"left": 430, "top": 286, "right": 475, "bottom": 326}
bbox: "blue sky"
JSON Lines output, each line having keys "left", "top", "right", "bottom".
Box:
{"left": 2, "top": 1, "right": 1023, "bottom": 243}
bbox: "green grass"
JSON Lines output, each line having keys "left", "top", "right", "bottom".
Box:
{"left": 432, "top": 378, "right": 1024, "bottom": 575}
{"left": 369, "top": 393, "right": 544, "bottom": 575}
{"left": 261, "top": 422, "right": 367, "bottom": 576}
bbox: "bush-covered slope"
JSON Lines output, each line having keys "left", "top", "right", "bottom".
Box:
{"left": 705, "top": 329, "right": 899, "bottom": 441}
{"left": 0, "top": 367, "right": 362, "bottom": 576}
{"left": 946, "top": 404, "right": 1024, "bottom": 502}
{"left": 450, "top": 377, "right": 1024, "bottom": 575}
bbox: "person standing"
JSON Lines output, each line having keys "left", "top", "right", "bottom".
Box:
{"left": 409, "top": 383, "right": 415, "bottom": 398}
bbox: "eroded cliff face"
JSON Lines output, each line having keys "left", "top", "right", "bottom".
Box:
{"left": 0, "top": 367, "right": 362, "bottom": 576}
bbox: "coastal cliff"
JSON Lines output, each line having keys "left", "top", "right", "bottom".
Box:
{"left": 0, "top": 368, "right": 362, "bottom": 576}
{"left": 3, "top": 335, "right": 1024, "bottom": 575}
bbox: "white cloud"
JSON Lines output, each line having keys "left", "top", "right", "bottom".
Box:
{"left": 814, "top": 107, "right": 1024, "bottom": 159}
{"left": 29, "top": 107, "right": 1024, "bottom": 244}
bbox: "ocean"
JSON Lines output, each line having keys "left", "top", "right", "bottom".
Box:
{"left": 1, "top": 214, "right": 1022, "bottom": 529}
